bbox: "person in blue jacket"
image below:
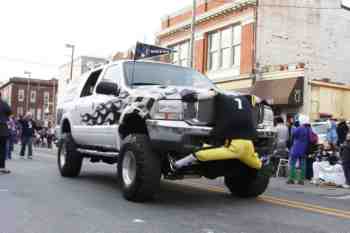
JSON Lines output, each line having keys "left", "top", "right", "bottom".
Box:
{"left": 327, "top": 119, "right": 338, "bottom": 153}
{"left": 287, "top": 115, "right": 310, "bottom": 185}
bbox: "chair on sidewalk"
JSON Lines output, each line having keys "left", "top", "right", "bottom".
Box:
{"left": 276, "top": 158, "right": 289, "bottom": 177}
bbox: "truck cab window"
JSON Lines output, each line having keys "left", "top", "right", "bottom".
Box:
{"left": 80, "top": 69, "right": 102, "bottom": 97}
{"left": 103, "top": 65, "right": 122, "bottom": 84}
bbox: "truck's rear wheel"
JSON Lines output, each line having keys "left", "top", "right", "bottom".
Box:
{"left": 224, "top": 165, "right": 270, "bottom": 198}
{"left": 58, "top": 133, "right": 83, "bottom": 177}
{"left": 118, "top": 134, "right": 161, "bottom": 202}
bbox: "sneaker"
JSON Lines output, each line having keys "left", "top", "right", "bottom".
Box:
{"left": 28, "top": 156, "right": 33, "bottom": 160}
{"left": 0, "top": 168, "right": 11, "bottom": 174}
{"left": 298, "top": 180, "right": 305, "bottom": 185}
{"left": 20, "top": 157, "right": 25, "bottom": 160}
{"left": 342, "top": 184, "right": 350, "bottom": 189}
{"left": 286, "top": 180, "right": 295, "bottom": 184}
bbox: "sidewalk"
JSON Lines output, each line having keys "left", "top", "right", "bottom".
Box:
{"left": 269, "top": 177, "right": 350, "bottom": 198}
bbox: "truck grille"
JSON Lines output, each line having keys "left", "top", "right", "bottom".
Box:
{"left": 184, "top": 99, "right": 214, "bottom": 126}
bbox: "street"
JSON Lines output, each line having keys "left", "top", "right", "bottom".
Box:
{"left": 0, "top": 147, "right": 349, "bottom": 233}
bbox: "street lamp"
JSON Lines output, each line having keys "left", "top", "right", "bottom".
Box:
{"left": 24, "top": 70, "right": 31, "bottom": 114}
{"left": 65, "top": 44, "right": 75, "bottom": 82}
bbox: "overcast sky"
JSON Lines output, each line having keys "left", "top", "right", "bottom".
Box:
{"left": 0, "top": 0, "right": 190, "bottom": 81}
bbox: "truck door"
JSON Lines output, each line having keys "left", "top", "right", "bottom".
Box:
{"left": 90, "top": 64, "right": 124, "bottom": 149}
{"left": 73, "top": 69, "right": 103, "bottom": 146}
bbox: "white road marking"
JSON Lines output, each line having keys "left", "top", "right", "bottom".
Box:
{"left": 0, "top": 189, "right": 9, "bottom": 192}
{"left": 328, "top": 195, "right": 350, "bottom": 200}
{"left": 202, "top": 228, "right": 215, "bottom": 233}
{"left": 132, "top": 219, "right": 146, "bottom": 223}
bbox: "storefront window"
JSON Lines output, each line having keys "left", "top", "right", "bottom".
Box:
{"left": 169, "top": 40, "right": 190, "bottom": 67}
{"left": 208, "top": 24, "right": 241, "bottom": 71}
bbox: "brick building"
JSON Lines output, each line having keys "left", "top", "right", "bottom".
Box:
{"left": 0, "top": 77, "right": 58, "bottom": 126}
{"left": 157, "top": 0, "right": 350, "bottom": 120}
{"left": 158, "top": 0, "right": 256, "bottom": 84}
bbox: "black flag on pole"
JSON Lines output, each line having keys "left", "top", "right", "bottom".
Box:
{"left": 134, "top": 42, "right": 174, "bottom": 60}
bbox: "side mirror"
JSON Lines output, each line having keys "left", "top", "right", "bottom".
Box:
{"left": 96, "top": 81, "right": 119, "bottom": 96}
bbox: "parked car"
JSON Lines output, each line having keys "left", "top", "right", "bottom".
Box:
{"left": 311, "top": 121, "right": 329, "bottom": 146}
{"left": 55, "top": 60, "right": 276, "bottom": 202}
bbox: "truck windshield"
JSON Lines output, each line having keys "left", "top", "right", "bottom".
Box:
{"left": 124, "top": 62, "right": 216, "bottom": 89}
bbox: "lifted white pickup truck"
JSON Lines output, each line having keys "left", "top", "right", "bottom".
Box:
{"left": 56, "top": 60, "right": 276, "bottom": 202}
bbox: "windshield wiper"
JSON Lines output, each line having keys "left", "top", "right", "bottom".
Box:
{"left": 131, "top": 82, "right": 164, "bottom": 86}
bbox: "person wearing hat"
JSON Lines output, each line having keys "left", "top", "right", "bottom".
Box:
{"left": 0, "top": 92, "right": 12, "bottom": 174}
{"left": 287, "top": 115, "right": 311, "bottom": 185}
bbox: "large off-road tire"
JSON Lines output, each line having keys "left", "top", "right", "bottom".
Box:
{"left": 58, "top": 133, "right": 83, "bottom": 177}
{"left": 118, "top": 134, "right": 161, "bottom": 202}
{"left": 224, "top": 165, "right": 270, "bottom": 198}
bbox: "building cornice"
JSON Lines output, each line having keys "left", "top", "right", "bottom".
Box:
{"left": 161, "top": 0, "right": 211, "bottom": 21}
{"left": 0, "top": 78, "right": 58, "bottom": 90}
{"left": 260, "top": 69, "right": 305, "bottom": 80}
{"left": 311, "top": 80, "right": 350, "bottom": 91}
{"left": 157, "top": 0, "right": 256, "bottom": 37}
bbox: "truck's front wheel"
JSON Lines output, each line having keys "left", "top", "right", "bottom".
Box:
{"left": 58, "top": 133, "right": 83, "bottom": 177}
{"left": 118, "top": 134, "right": 161, "bottom": 202}
{"left": 224, "top": 165, "right": 270, "bottom": 198}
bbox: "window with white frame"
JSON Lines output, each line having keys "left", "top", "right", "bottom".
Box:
{"left": 169, "top": 40, "right": 190, "bottom": 67}
{"left": 208, "top": 24, "right": 241, "bottom": 71}
{"left": 44, "top": 91, "right": 50, "bottom": 105}
{"left": 30, "top": 90, "right": 36, "bottom": 103}
{"left": 30, "top": 108, "right": 35, "bottom": 119}
{"left": 18, "top": 89, "right": 25, "bottom": 102}
{"left": 37, "top": 108, "right": 42, "bottom": 121}
{"left": 17, "top": 107, "right": 23, "bottom": 116}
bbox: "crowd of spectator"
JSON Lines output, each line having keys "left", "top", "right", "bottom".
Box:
{"left": 273, "top": 114, "right": 350, "bottom": 189}
{"left": 6, "top": 113, "right": 56, "bottom": 160}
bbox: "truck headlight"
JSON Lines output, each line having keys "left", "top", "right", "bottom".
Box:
{"left": 152, "top": 100, "right": 183, "bottom": 120}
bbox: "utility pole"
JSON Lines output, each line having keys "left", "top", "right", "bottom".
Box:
{"left": 24, "top": 71, "right": 31, "bottom": 114}
{"left": 52, "top": 78, "right": 56, "bottom": 125}
{"left": 66, "top": 44, "right": 75, "bottom": 82}
{"left": 189, "top": 0, "right": 197, "bottom": 68}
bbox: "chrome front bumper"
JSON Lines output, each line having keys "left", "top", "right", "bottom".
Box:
{"left": 146, "top": 120, "right": 212, "bottom": 144}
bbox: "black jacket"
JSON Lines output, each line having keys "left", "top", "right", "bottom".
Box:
{"left": 211, "top": 94, "right": 257, "bottom": 142}
{"left": 341, "top": 143, "right": 350, "bottom": 164}
{"left": 0, "top": 100, "right": 12, "bottom": 137}
{"left": 19, "top": 119, "right": 37, "bottom": 137}
{"left": 337, "top": 121, "right": 349, "bottom": 144}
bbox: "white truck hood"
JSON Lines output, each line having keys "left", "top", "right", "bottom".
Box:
{"left": 129, "top": 85, "right": 218, "bottom": 101}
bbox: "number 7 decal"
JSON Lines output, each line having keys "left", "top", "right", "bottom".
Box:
{"left": 234, "top": 98, "right": 243, "bottom": 110}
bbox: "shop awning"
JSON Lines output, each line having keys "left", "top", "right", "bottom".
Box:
{"left": 251, "top": 77, "right": 304, "bottom": 106}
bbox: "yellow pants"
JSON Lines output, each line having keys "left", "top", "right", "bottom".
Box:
{"left": 195, "top": 140, "right": 262, "bottom": 170}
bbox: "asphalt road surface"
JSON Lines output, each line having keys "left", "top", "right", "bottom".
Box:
{"left": 1, "top": 147, "right": 350, "bottom": 233}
